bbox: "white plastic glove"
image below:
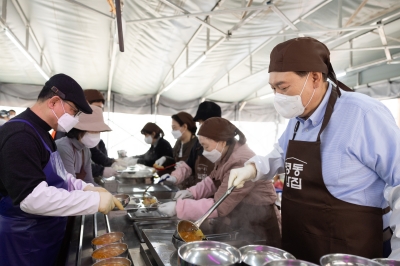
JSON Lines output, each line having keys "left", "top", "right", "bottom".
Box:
{"left": 103, "top": 167, "right": 118, "bottom": 178}
{"left": 114, "top": 158, "right": 129, "bottom": 168}
{"left": 157, "top": 174, "right": 177, "bottom": 184}
{"left": 127, "top": 157, "right": 138, "bottom": 166}
{"left": 83, "top": 185, "right": 108, "bottom": 193}
{"left": 174, "top": 190, "right": 193, "bottom": 199}
{"left": 155, "top": 156, "right": 166, "bottom": 166}
{"left": 98, "top": 192, "right": 116, "bottom": 214}
{"left": 158, "top": 201, "right": 177, "bottom": 217}
{"left": 228, "top": 164, "right": 257, "bottom": 189}
{"left": 175, "top": 161, "right": 184, "bottom": 169}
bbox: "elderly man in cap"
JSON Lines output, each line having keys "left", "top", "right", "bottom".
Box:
{"left": 0, "top": 74, "right": 122, "bottom": 265}
{"left": 228, "top": 37, "right": 400, "bottom": 261}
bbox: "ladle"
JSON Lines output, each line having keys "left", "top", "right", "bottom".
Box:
{"left": 174, "top": 186, "right": 235, "bottom": 243}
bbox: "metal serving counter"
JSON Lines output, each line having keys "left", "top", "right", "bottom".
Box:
{"left": 65, "top": 183, "right": 178, "bottom": 266}
{"left": 64, "top": 183, "right": 264, "bottom": 266}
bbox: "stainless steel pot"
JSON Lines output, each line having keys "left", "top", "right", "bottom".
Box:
{"left": 92, "top": 257, "right": 131, "bottom": 266}
{"left": 373, "top": 258, "right": 400, "bottom": 266}
{"left": 262, "top": 259, "right": 318, "bottom": 266}
{"left": 320, "top": 254, "right": 382, "bottom": 266}
{"left": 239, "top": 245, "right": 295, "bottom": 266}
{"left": 91, "top": 243, "right": 128, "bottom": 262}
{"left": 91, "top": 232, "right": 124, "bottom": 250}
{"left": 178, "top": 241, "right": 241, "bottom": 266}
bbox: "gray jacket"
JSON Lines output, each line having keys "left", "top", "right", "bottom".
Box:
{"left": 56, "top": 136, "right": 97, "bottom": 186}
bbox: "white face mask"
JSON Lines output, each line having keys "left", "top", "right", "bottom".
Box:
{"left": 203, "top": 142, "right": 223, "bottom": 163}
{"left": 273, "top": 73, "right": 315, "bottom": 119}
{"left": 9, "top": 115, "right": 15, "bottom": 119}
{"left": 145, "top": 135, "right": 153, "bottom": 144}
{"left": 52, "top": 101, "right": 79, "bottom": 132}
{"left": 81, "top": 132, "right": 101, "bottom": 148}
{"left": 171, "top": 129, "right": 183, "bottom": 139}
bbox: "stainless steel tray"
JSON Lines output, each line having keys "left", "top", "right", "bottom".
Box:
{"left": 134, "top": 220, "right": 179, "bottom": 242}
{"left": 142, "top": 229, "right": 248, "bottom": 266}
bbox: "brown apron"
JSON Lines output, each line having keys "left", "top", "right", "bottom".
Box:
{"left": 73, "top": 147, "right": 86, "bottom": 180}
{"left": 178, "top": 154, "right": 214, "bottom": 189}
{"left": 282, "top": 87, "right": 387, "bottom": 262}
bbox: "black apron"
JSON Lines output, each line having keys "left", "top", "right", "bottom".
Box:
{"left": 281, "top": 88, "right": 388, "bottom": 262}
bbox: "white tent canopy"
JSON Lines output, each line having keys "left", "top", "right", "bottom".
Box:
{"left": 1, "top": 0, "right": 400, "bottom": 121}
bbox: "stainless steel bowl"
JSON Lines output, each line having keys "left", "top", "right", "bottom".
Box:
{"left": 320, "top": 254, "right": 382, "bottom": 266}
{"left": 373, "top": 259, "right": 400, "bottom": 266}
{"left": 239, "top": 245, "right": 295, "bottom": 265}
{"left": 91, "top": 243, "right": 128, "bottom": 262}
{"left": 91, "top": 232, "right": 124, "bottom": 249}
{"left": 178, "top": 241, "right": 241, "bottom": 266}
{"left": 113, "top": 194, "right": 130, "bottom": 209}
{"left": 263, "top": 259, "right": 318, "bottom": 266}
{"left": 92, "top": 257, "right": 131, "bottom": 266}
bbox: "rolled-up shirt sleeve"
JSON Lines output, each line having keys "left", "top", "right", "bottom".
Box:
{"left": 20, "top": 181, "right": 99, "bottom": 216}
{"left": 246, "top": 143, "right": 285, "bottom": 181}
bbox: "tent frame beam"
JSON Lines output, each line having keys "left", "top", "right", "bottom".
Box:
{"left": 201, "top": 0, "right": 334, "bottom": 100}
{"left": 158, "top": 0, "right": 227, "bottom": 36}
{"left": 230, "top": 25, "right": 379, "bottom": 39}
{"left": 126, "top": 4, "right": 273, "bottom": 24}
{"left": 65, "top": 0, "right": 114, "bottom": 19}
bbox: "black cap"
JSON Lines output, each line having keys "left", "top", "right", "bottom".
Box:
{"left": 0, "top": 110, "right": 9, "bottom": 118}
{"left": 193, "top": 101, "right": 222, "bottom": 122}
{"left": 45, "top": 74, "right": 92, "bottom": 114}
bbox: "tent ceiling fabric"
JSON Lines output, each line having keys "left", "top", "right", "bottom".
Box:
{"left": 0, "top": 0, "right": 400, "bottom": 121}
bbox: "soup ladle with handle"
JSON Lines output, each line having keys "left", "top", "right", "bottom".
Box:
{"left": 173, "top": 186, "right": 236, "bottom": 243}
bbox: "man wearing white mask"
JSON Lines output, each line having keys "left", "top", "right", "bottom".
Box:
{"left": 228, "top": 37, "right": 400, "bottom": 261}
{"left": 0, "top": 74, "right": 122, "bottom": 265}
{"left": 56, "top": 105, "right": 112, "bottom": 186}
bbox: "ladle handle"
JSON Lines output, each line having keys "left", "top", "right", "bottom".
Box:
{"left": 194, "top": 186, "right": 235, "bottom": 228}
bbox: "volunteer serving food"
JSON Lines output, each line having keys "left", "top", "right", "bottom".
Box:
{"left": 0, "top": 74, "right": 122, "bottom": 265}
{"left": 228, "top": 37, "right": 400, "bottom": 261}
{"left": 158, "top": 117, "right": 281, "bottom": 245}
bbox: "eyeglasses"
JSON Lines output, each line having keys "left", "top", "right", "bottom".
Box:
{"left": 63, "top": 101, "right": 82, "bottom": 117}
{"left": 51, "top": 86, "right": 82, "bottom": 117}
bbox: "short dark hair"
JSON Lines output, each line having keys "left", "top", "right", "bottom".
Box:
{"left": 171, "top": 114, "right": 197, "bottom": 135}
{"left": 66, "top": 128, "right": 86, "bottom": 140}
{"left": 37, "top": 85, "right": 57, "bottom": 102}
{"left": 141, "top": 129, "right": 161, "bottom": 139}
{"left": 294, "top": 71, "right": 327, "bottom": 82}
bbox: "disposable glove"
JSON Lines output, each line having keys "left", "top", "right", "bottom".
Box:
{"left": 174, "top": 190, "right": 193, "bottom": 199}
{"left": 83, "top": 185, "right": 108, "bottom": 193}
{"left": 98, "top": 192, "right": 116, "bottom": 214}
{"left": 228, "top": 164, "right": 257, "bottom": 189}
{"left": 157, "top": 174, "right": 177, "bottom": 184}
{"left": 127, "top": 157, "right": 138, "bottom": 166}
{"left": 114, "top": 158, "right": 128, "bottom": 168}
{"left": 155, "top": 156, "right": 166, "bottom": 166}
{"left": 158, "top": 202, "right": 177, "bottom": 217}
{"left": 103, "top": 167, "right": 118, "bottom": 178}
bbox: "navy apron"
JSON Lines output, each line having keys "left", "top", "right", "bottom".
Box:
{"left": 0, "top": 119, "right": 68, "bottom": 265}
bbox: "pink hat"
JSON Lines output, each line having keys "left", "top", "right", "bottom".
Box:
{"left": 74, "top": 105, "right": 111, "bottom": 132}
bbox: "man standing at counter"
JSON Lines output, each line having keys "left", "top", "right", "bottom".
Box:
{"left": 0, "top": 74, "right": 121, "bottom": 265}
{"left": 228, "top": 37, "right": 400, "bottom": 261}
